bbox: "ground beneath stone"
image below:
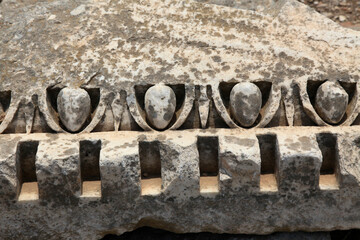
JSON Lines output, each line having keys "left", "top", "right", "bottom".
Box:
{"left": 299, "top": 0, "right": 360, "bottom": 30}
{"left": 102, "top": 227, "right": 360, "bottom": 240}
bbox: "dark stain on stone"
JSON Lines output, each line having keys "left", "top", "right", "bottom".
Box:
{"left": 63, "top": 147, "right": 77, "bottom": 156}
{"left": 212, "top": 56, "right": 221, "bottom": 63}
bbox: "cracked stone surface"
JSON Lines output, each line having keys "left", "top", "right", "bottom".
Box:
{"left": 1, "top": 0, "right": 359, "bottom": 94}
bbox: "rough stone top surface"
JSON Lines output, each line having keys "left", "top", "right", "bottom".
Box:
{"left": 1, "top": 0, "right": 359, "bottom": 95}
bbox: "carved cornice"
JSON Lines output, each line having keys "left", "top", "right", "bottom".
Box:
{"left": 0, "top": 79, "right": 359, "bottom": 133}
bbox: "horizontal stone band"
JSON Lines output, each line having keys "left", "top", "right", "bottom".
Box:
{"left": 0, "top": 79, "right": 359, "bottom": 134}
{"left": 0, "top": 127, "right": 359, "bottom": 238}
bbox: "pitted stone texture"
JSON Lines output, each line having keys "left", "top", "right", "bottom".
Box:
{"left": 230, "top": 83, "right": 262, "bottom": 127}
{"left": 0, "top": 139, "right": 20, "bottom": 201}
{"left": 194, "top": 0, "right": 275, "bottom": 11}
{"left": 0, "top": 129, "right": 359, "bottom": 239}
{"left": 145, "top": 85, "right": 176, "bottom": 130}
{"left": 277, "top": 134, "right": 322, "bottom": 191}
{"left": 315, "top": 81, "right": 348, "bottom": 124}
{"left": 0, "top": 0, "right": 360, "bottom": 237}
{"left": 0, "top": 0, "right": 359, "bottom": 133}
{"left": 57, "top": 87, "right": 91, "bottom": 132}
{"left": 100, "top": 138, "right": 141, "bottom": 201}
{"left": 337, "top": 134, "right": 360, "bottom": 187}
{"left": 219, "top": 135, "right": 261, "bottom": 192}
{"left": 160, "top": 136, "right": 200, "bottom": 199}
{"left": 36, "top": 140, "right": 81, "bottom": 205}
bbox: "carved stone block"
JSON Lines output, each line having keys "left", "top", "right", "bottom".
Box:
{"left": 0, "top": 0, "right": 360, "bottom": 238}
{"left": 277, "top": 134, "right": 322, "bottom": 192}
{"left": 100, "top": 138, "right": 141, "bottom": 201}
{"left": 219, "top": 135, "right": 261, "bottom": 193}
{"left": 36, "top": 140, "right": 81, "bottom": 205}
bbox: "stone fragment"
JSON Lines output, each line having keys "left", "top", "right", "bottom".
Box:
{"left": 57, "top": 87, "right": 91, "bottom": 132}
{"left": 23, "top": 99, "right": 35, "bottom": 134}
{"left": 339, "top": 15, "right": 346, "bottom": 22}
{"left": 1, "top": 0, "right": 360, "bottom": 237}
{"left": 229, "top": 82, "right": 262, "bottom": 127}
{"left": 315, "top": 81, "right": 348, "bottom": 124}
{"left": 0, "top": 103, "right": 5, "bottom": 122}
{"left": 70, "top": 5, "right": 86, "bottom": 16}
{"left": 144, "top": 84, "right": 176, "bottom": 130}
{"left": 198, "top": 85, "right": 210, "bottom": 128}
{"left": 337, "top": 134, "right": 360, "bottom": 187}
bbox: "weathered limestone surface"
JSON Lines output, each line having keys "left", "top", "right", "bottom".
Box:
{"left": 57, "top": 87, "right": 92, "bottom": 132}
{"left": 144, "top": 84, "right": 176, "bottom": 130}
{"left": 0, "top": 0, "right": 359, "bottom": 132}
{"left": 229, "top": 82, "right": 262, "bottom": 127}
{"left": 314, "top": 81, "right": 348, "bottom": 124}
{"left": 195, "top": 0, "right": 275, "bottom": 11}
{"left": 219, "top": 135, "right": 261, "bottom": 192}
{"left": 0, "top": 0, "right": 360, "bottom": 238}
{"left": 0, "top": 128, "right": 359, "bottom": 239}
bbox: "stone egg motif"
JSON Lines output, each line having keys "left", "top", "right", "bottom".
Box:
{"left": 144, "top": 84, "right": 176, "bottom": 130}
{"left": 314, "top": 81, "right": 348, "bottom": 124}
{"left": 229, "top": 82, "right": 262, "bottom": 127}
{"left": 57, "top": 87, "right": 91, "bottom": 132}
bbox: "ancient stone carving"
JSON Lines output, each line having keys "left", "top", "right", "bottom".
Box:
{"left": 57, "top": 87, "right": 91, "bottom": 132}
{"left": 213, "top": 81, "right": 281, "bottom": 128}
{"left": 198, "top": 85, "right": 210, "bottom": 128}
{"left": 0, "top": 0, "right": 360, "bottom": 238}
{"left": 144, "top": 84, "right": 176, "bottom": 130}
{"left": 229, "top": 82, "right": 262, "bottom": 127}
{"left": 0, "top": 127, "right": 359, "bottom": 239}
{"left": 110, "top": 92, "right": 124, "bottom": 131}
{"left": 314, "top": 81, "right": 348, "bottom": 124}
{"left": 298, "top": 79, "right": 359, "bottom": 126}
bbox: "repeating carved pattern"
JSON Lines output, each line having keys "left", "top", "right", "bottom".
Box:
{"left": 0, "top": 79, "right": 358, "bottom": 134}
{"left": 297, "top": 78, "right": 360, "bottom": 126}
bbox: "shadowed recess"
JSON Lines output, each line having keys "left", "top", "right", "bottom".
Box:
{"left": 316, "top": 133, "right": 337, "bottom": 174}
{"left": 17, "top": 141, "right": 39, "bottom": 183}
{"left": 257, "top": 134, "right": 277, "bottom": 174}
{"left": 197, "top": 136, "right": 219, "bottom": 176}
{"left": 139, "top": 141, "right": 161, "bottom": 179}
{"left": 80, "top": 140, "right": 101, "bottom": 181}
{"left": 16, "top": 141, "right": 39, "bottom": 201}
{"left": 139, "top": 141, "right": 162, "bottom": 195}
{"left": 101, "top": 227, "right": 335, "bottom": 240}
{"left": 198, "top": 136, "right": 219, "bottom": 193}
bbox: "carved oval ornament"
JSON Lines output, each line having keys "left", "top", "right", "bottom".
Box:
{"left": 314, "top": 81, "right": 348, "bottom": 124}
{"left": 57, "top": 87, "right": 91, "bottom": 132}
{"left": 230, "top": 82, "right": 262, "bottom": 127}
{"left": 144, "top": 84, "right": 176, "bottom": 130}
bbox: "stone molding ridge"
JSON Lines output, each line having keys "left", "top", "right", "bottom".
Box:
{"left": 0, "top": 79, "right": 359, "bottom": 134}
